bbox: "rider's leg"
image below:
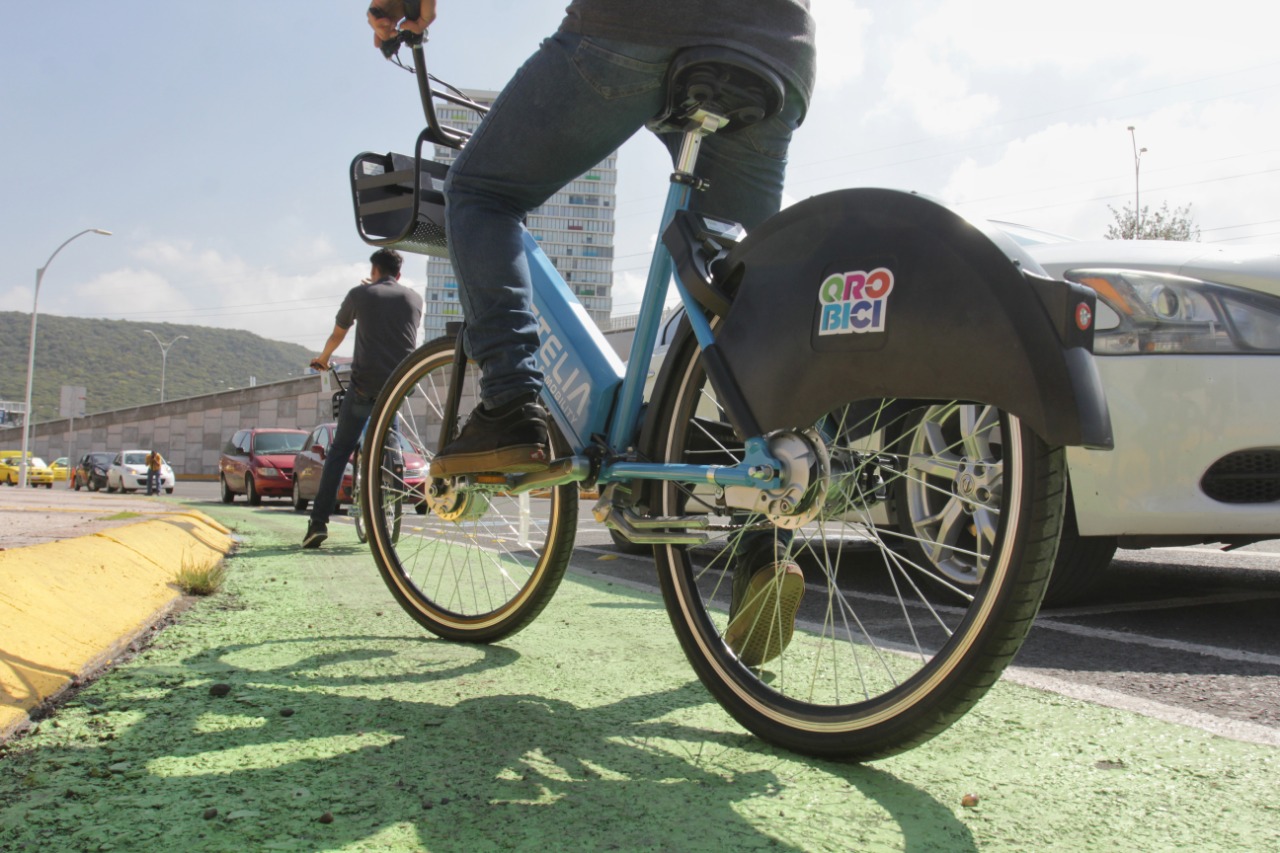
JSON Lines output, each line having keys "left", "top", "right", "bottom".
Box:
{"left": 436, "top": 32, "right": 674, "bottom": 474}
{"left": 304, "top": 390, "right": 374, "bottom": 547}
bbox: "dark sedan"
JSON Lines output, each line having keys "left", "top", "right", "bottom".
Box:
{"left": 73, "top": 452, "right": 115, "bottom": 492}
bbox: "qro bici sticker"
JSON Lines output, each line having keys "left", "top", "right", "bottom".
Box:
{"left": 818, "top": 268, "right": 895, "bottom": 336}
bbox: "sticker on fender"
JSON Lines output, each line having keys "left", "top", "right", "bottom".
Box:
{"left": 818, "top": 268, "right": 895, "bottom": 336}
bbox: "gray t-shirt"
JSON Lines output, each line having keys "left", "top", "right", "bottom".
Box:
{"left": 558, "top": 0, "right": 816, "bottom": 106}
{"left": 335, "top": 278, "right": 424, "bottom": 398}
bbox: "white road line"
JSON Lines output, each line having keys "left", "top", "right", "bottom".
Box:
{"left": 1004, "top": 666, "right": 1280, "bottom": 748}
{"left": 1044, "top": 591, "right": 1280, "bottom": 619}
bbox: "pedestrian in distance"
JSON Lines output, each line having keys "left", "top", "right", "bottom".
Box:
{"left": 303, "top": 247, "right": 423, "bottom": 549}
{"left": 144, "top": 449, "right": 164, "bottom": 496}
{"left": 365, "top": 0, "right": 814, "bottom": 663}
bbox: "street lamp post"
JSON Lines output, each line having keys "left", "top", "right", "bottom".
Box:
{"left": 144, "top": 330, "right": 189, "bottom": 403}
{"left": 19, "top": 229, "right": 111, "bottom": 487}
{"left": 1127, "top": 125, "right": 1147, "bottom": 240}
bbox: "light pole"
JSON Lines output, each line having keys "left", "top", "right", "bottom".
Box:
{"left": 144, "top": 330, "right": 189, "bottom": 403}
{"left": 19, "top": 228, "right": 111, "bottom": 487}
{"left": 1127, "top": 125, "right": 1147, "bottom": 240}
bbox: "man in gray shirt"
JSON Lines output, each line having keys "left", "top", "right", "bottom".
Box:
{"left": 303, "top": 247, "right": 423, "bottom": 548}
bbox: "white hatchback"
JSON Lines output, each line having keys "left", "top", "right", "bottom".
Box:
{"left": 106, "top": 450, "right": 176, "bottom": 494}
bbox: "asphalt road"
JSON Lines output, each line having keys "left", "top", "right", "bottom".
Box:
{"left": 177, "top": 479, "right": 1280, "bottom": 749}
{"left": 3, "top": 482, "right": 1277, "bottom": 851}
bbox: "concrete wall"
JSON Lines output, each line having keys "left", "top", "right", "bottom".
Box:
{"left": 0, "top": 375, "right": 331, "bottom": 478}
{"left": 0, "top": 326, "right": 638, "bottom": 478}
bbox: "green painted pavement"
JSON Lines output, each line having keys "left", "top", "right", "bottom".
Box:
{"left": 1, "top": 502, "right": 1276, "bottom": 852}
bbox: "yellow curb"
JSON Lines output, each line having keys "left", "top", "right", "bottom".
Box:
{"left": 0, "top": 510, "right": 235, "bottom": 738}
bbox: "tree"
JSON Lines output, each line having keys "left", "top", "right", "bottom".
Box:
{"left": 1104, "top": 201, "right": 1200, "bottom": 241}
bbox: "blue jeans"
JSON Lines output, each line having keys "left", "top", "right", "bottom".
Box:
{"left": 444, "top": 31, "right": 806, "bottom": 409}
{"left": 310, "top": 389, "right": 374, "bottom": 526}
{"left": 146, "top": 470, "right": 160, "bottom": 495}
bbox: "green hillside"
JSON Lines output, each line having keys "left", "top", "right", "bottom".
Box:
{"left": 0, "top": 312, "right": 315, "bottom": 423}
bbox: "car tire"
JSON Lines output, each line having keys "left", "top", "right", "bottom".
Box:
{"left": 291, "top": 479, "right": 308, "bottom": 513}
{"left": 246, "top": 475, "right": 261, "bottom": 506}
{"left": 220, "top": 475, "right": 235, "bottom": 504}
{"left": 5, "top": 475, "right": 14, "bottom": 487}
{"left": 1041, "top": 497, "right": 1118, "bottom": 607}
{"left": 165, "top": 487, "right": 174, "bottom": 495}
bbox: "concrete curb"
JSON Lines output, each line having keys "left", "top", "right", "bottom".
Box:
{"left": 0, "top": 510, "right": 235, "bottom": 737}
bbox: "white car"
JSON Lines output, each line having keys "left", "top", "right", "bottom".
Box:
{"left": 639, "top": 225, "right": 1280, "bottom": 604}
{"left": 106, "top": 450, "right": 176, "bottom": 494}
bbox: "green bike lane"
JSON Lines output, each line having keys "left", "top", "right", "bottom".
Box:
{"left": 2, "top": 501, "right": 1276, "bottom": 852}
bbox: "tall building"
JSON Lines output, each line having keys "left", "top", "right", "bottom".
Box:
{"left": 422, "top": 90, "right": 617, "bottom": 341}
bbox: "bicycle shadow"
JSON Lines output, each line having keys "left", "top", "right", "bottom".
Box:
{"left": 1, "top": 635, "right": 977, "bottom": 851}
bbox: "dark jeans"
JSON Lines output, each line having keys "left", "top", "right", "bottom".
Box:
{"left": 444, "top": 30, "right": 805, "bottom": 409}
{"left": 309, "top": 389, "right": 375, "bottom": 526}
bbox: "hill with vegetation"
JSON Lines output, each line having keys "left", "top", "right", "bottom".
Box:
{"left": 0, "top": 312, "right": 315, "bottom": 423}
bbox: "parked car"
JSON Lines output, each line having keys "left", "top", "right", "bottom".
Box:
{"left": 641, "top": 224, "right": 1280, "bottom": 604}
{"left": 73, "top": 452, "right": 115, "bottom": 491}
{"left": 290, "top": 423, "right": 352, "bottom": 512}
{"left": 219, "top": 428, "right": 309, "bottom": 505}
{"left": 289, "top": 422, "right": 430, "bottom": 514}
{"left": 49, "top": 457, "right": 70, "bottom": 480}
{"left": 105, "top": 450, "right": 175, "bottom": 494}
{"left": 0, "top": 451, "right": 54, "bottom": 487}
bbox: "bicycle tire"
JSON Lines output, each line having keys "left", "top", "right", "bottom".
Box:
{"left": 650, "top": 336, "right": 1066, "bottom": 761}
{"left": 362, "top": 336, "right": 578, "bottom": 643}
{"left": 353, "top": 450, "right": 368, "bottom": 544}
{"left": 354, "top": 448, "right": 401, "bottom": 545}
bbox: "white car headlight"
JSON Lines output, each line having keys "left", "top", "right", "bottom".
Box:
{"left": 1067, "top": 269, "right": 1280, "bottom": 355}
{"left": 257, "top": 467, "right": 281, "bottom": 478}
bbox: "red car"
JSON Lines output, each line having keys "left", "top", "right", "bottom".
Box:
{"left": 291, "top": 422, "right": 430, "bottom": 514}
{"left": 219, "top": 428, "right": 309, "bottom": 505}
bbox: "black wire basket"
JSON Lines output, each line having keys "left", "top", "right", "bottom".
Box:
{"left": 350, "top": 129, "right": 450, "bottom": 258}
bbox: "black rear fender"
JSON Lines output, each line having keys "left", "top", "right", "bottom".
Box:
{"left": 691, "top": 188, "right": 1112, "bottom": 449}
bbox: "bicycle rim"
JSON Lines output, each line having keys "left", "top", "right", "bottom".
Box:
{"left": 652, "top": 344, "right": 1065, "bottom": 760}
{"left": 363, "top": 338, "right": 578, "bottom": 643}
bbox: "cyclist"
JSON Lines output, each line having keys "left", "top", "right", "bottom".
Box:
{"left": 366, "top": 1, "right": 815, "bottom": 663}
{"left": 303, "top": 247, "right": 423, "bottom": 548}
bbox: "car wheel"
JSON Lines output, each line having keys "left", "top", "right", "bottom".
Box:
{"left": 246, "top": 475, "right": 261, "bottom": 506}
{"left": 5, "top": 475, "right": 14, "bottom": 486}
{"left": 291, "top": 479, "right": 308, "bottom": 513}
{"left": 165, "top": 487, "right": 174, "bottom": 495}
{"left": 1041, "top": 496, "right": 1118, "bottom": 607}
{"left": 220, "top": 475, "right": 235, "bottom": 504}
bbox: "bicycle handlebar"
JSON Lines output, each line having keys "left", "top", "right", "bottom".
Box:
{"left": 380, "top": 30, "right": 485, "bottom": 150}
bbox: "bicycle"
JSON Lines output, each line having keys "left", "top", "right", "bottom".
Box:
{"left": 347, "top": 34, "right": 1113, "bottom": 761}
{"left": 325, "top": 365, "right": 404, "bottom": 545}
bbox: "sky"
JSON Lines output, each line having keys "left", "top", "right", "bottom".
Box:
{"left": 2, "top": 1, "right": 1278, "bottom": 361}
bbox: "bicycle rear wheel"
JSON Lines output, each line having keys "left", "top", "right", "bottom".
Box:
{"left": 650, "top": 339, "right": 1066, "bottom": 761}
{"left": 362, "top": 337, "right": 578, "bottom": 643}
{"left": 354, "top": 449, "right": 401, "bottom": 545}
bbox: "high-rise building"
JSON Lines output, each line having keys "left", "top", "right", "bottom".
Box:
{"left": 422, "top": 90, "right": 617, "bottom": 341}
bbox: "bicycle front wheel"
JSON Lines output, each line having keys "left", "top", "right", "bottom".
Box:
{"left": 651, "top": 340, "right": 1066, "bottom": 761}
{"left": 362, "top": 337, "right": 578, "bottom": 643}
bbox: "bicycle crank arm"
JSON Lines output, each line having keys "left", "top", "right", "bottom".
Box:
{"left": 500, "top": 456, "right": 593, "bottom": 494}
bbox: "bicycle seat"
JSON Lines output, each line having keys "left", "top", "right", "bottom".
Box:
{"left": 647, "top": 46, "right": 787, "bottom": 135}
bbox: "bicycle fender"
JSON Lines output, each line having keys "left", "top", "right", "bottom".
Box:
{"left": 710, "top": 188, "right": 1113, "bottom": 449}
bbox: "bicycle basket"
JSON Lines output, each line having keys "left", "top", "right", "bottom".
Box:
{"left": 350, "top": 129, "right": 450, "bottom": 258}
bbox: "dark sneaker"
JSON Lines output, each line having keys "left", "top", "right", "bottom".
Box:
{"left": 302, "top": 520, "right": 328, "bottom": 549}
{"left": 429, "top": 396, "right": 550, "bottom": 478}
{"left": 724, "top": 540, "right": 804, "bottom": 667}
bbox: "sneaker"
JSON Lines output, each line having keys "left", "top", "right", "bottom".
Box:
{"left": 429, "top": 395, "right": 550, "bottom": 478}
{"left": 724, "top": 540, "right": 804, "bottom": 667}
{"left": 302, "top": 520, "right": 328, "bottom": 549}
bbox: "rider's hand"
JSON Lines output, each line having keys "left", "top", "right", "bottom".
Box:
{"left": 368, "top": 0, "right": 435, "bottom": 50}
{"left": 310, "top": 358, "right": 329, "bottom": 372}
